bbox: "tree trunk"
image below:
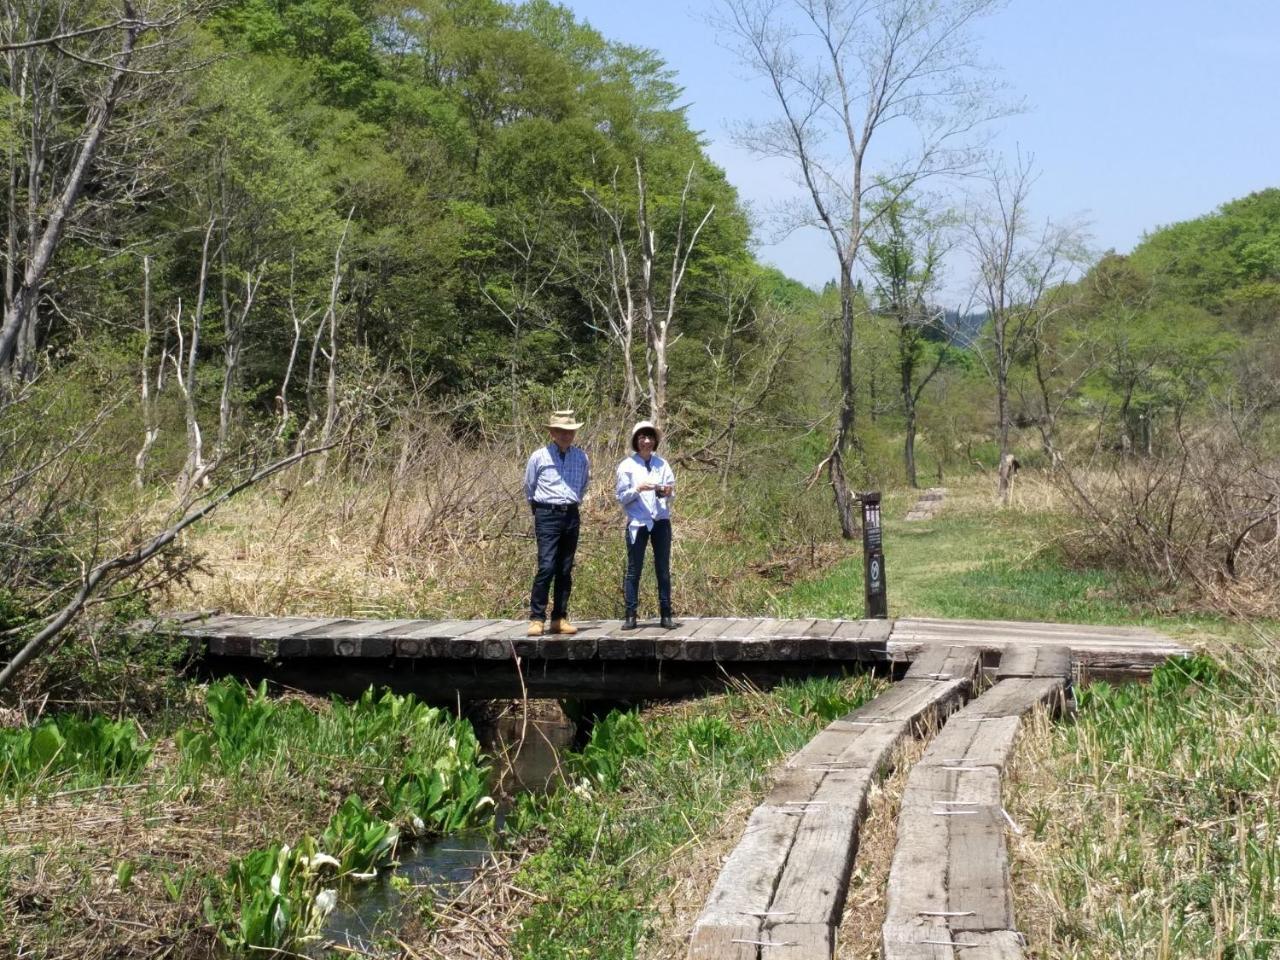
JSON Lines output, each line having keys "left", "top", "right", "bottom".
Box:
{"left": 832, "top": 268, "right": 860, "bottom": 538}
{"left": 0, "top": 18, "right": 138, "bottom": 387}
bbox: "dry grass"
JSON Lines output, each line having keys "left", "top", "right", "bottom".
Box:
{"left": 165, "top": 432, "right": 842, "bottom": 623}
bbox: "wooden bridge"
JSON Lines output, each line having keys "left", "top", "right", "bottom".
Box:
{"left": 157, "top": 611, "right": 1190, "bottom": 958}
{"left": 156, "top": 612, "right": 1186, "bottom": 699}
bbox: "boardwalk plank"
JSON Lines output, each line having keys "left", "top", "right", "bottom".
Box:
{"left": 770, "top": 796, "right": 868, "bottom": 924}
{"left": 687, "top": 921, "right": 760, "bottom": 960}
{"left": 764, "top": 922, "right": 832, "bottom": 959}
{"left": 906, "top": 645, "right": 981, "bottom": 682}
{"left": 915, "top": 716, "right": 1023, "bottom": 771}
{"left": 959, "top": 677, "right": 1067, "bottom": 719}
{"left": 996, "top": 644, "right": 1071, "bottom": 679}
{"left": 947, "top": 805, "right": 1012, "bottom": 932}
{"left": 689, "top": 805, "right": 801, "bottom": 947}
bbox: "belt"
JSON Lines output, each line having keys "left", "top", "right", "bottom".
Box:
{"left": 533, "top": 502, "right": 578, "bottom": 513}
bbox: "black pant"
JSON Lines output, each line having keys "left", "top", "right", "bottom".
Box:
{"left": 530, "top": 505, "right": 580, "bottom": 620}
{"left": 623, "top": 519, "right": 672, "bottom": 616}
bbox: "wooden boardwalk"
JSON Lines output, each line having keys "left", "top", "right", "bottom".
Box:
{"left": 688, "top": 643, "right": 1080, "bottom": 960}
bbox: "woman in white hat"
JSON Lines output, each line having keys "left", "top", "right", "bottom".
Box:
{"left": 614, "top": 420, "right": 676, "bottom": 629}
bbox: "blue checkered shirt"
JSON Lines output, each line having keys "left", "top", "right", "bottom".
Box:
{"left": 524, "top": 443, "right": 590, "bottom": 505}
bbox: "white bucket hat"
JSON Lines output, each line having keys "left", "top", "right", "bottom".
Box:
{"left": 546, "top": 409, "right": 583, "bottom": 430}
{"left": 630, "top": 420, "right": 661, "bottom": 451}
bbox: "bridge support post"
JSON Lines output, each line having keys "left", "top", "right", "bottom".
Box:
{"left": 860, "top": 491, "right": 887, "bottom": 618}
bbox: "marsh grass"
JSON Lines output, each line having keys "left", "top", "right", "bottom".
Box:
{"left": 1008, "top": 646, "right": 1280, "bottom": 958}
{"left": 0, "top": 680, "right": 491, "bottom": 958}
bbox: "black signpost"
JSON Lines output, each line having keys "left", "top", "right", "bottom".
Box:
{"left": 860, "top": 491, "right": 887, "bottom": 619}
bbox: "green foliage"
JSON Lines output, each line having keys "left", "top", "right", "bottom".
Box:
{"left": 569, "top": 710, "right": 647, "bottom": 791}
{"left": 320, "top": 795, "right": 400, "bottom": 875}
{"left": 204, "top": 678, "right": 277, "bottom": 764}
{"left": 776, "top": 676, "right": 867, "bottom": 722}
{"left": 191, "top": 680, "right": 492, "bottom": 950}
{"left": 0, "top": 715, "right": 152, "bottom": 798}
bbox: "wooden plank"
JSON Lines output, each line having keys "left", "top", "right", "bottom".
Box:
{"left": 915, "top": 716, "right": 1023, "bottom": 771}
{"left": 959, "top": 678, "right": 1067, "bottom": 719}
{"left": 894, "top": 616, "right": 1165, "bottom": 641}
{"left": 597, "top": 633, "right": 655, "bottom": 659}
{"left": 906, "top": 645, "right": 980, "bottom": 682}
{"left": 447, "top": 620, "right": 513, "bottom": 658}
{"left": 687, "top": 921, "right": 760, "bottom": 960}
{"left": 883, "top": 926, "right": 1025, "bottom": 960}
{"left": 312, "top": 619, "right": 413, "bottom": 639}
{"left": 770, "top": 798, "right": 867, "bottom": 925}
{"left": 881, "top": 918, "right": 968, "bottom": 960}
{"left": 897, "top": 765, "right": 1003, "bottom": 812}
{"left": 785, "top": 720, "right": 909, "bottom": 773}
{"left": 996, "top": 644, "right": 1071, "bottom": 679}
{"left": 483, "top": 622, "right": 532, "bottom": 659}
{"left": 693, "top": 804, "right": 802, "bottom": 928}
{"left": 763, "top": 922, "right": 832, "bottom": 959}
{"left": 947, "top": 805, "right": 1012, "bottom": 932}
{"left": 845, "top": 678, "right": 969, "bottom": 725}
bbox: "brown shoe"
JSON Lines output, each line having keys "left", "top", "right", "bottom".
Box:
{"left": 527, "top": 620, "right": 544, "bottom": 636}
{"left": 549, "top": 618, "right": 578, "bottom": 635}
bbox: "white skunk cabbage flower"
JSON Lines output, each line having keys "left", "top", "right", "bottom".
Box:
{"left": 411, "top": 815, "right": 427, "bottom": 835}
{"left": 476, "top": 795, "right": 495, "bottom": 809}
{"left": 304, "top": 853, "right": 341, "bottom": 871}
{"left": 314, "top": 889, "right": 337, "bottom": 917}
{"left": 350, "top": 870, "right": 378, "bottom": 882}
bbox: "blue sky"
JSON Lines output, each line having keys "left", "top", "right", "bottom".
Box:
{"left": 560, "top": 0, "right": 1280, "bottom": 298}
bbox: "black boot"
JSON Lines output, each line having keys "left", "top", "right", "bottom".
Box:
{"left": 622, "top": 613, "right": 638, "bottom": 630}
{"left": 660, "top": 612, "right": 676, "bottom": 630}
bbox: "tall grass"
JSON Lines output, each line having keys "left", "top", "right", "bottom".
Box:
{"left": 1009, "top": 648, "right": 1280, "bottom": 959}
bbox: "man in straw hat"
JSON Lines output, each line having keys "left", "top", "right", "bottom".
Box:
{"left": 523, "top": 410, "right": 590, "bottom": 636}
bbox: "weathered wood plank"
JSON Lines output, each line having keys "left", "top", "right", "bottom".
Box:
{"left": 763, "top": 921, "right": 832, "bottom": 959}
{"left": 687, "top": 920, "right": 760, "bottom": 960}
{"left": 915, "top": 716, "right": 1023, "bottom": 771}
{"left": 691, "top": 804, "right": 801, "bottom": 930}
{"left": 883, "top": 921, "right": 1024, "bottom": 960}
{"left": 947, "top": 805, "right": 1012, "bottom": 932}
{"left": 906, "top": 645, "right": 981, "bottom": 683}
{"left": 996, "top": 644, "right": 1072, "bottom": 679}
{"left": 894, "top": 616, "right": 1165, "bottom": 641}
{"left": 897, "top": 765, "right": 1003, "bottom": 812}
{"left": 958, "top": 677, "right": 1067, "bottom": 719}
{"left": 770, "top": 798, "right": 867, "bottom": 925}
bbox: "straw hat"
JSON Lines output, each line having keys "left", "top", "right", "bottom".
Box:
{"left": 630, "top": 420, "right": 661, "bottom": 451}
{"left": 545, "top": 409, "right": 583, "bottom": 430}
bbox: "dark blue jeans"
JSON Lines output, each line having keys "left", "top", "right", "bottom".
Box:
{"left": 530, "top": 506, "right": 579, "bottom": 620}
{"left": 623, "top": 519, "right": 672, "bottom": 616}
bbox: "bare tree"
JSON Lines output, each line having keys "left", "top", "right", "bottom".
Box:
{"left": 134, "top": 254, "right": 160, "bottom": 487}
{"left": 635, "top": 160, "right": 713, "bottom": 428}
{"left": 715, "top": 0, "right": 1009, "bottom": 536}
{"left": 966, "top": 155, "right": 1085, "bottom": 501}
{"left": 0, "top": 0, "right": 203, "bottom": 388}
{"left": 583, "top": 159, "right": 712, "bottom": 428}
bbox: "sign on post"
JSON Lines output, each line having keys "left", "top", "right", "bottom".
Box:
{"left": 860, "top": 491, "right": 887, "bottom": 619}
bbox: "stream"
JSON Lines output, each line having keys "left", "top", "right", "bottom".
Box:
{"left": 314, "top": 708, "right": 577, "bottom": 952}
